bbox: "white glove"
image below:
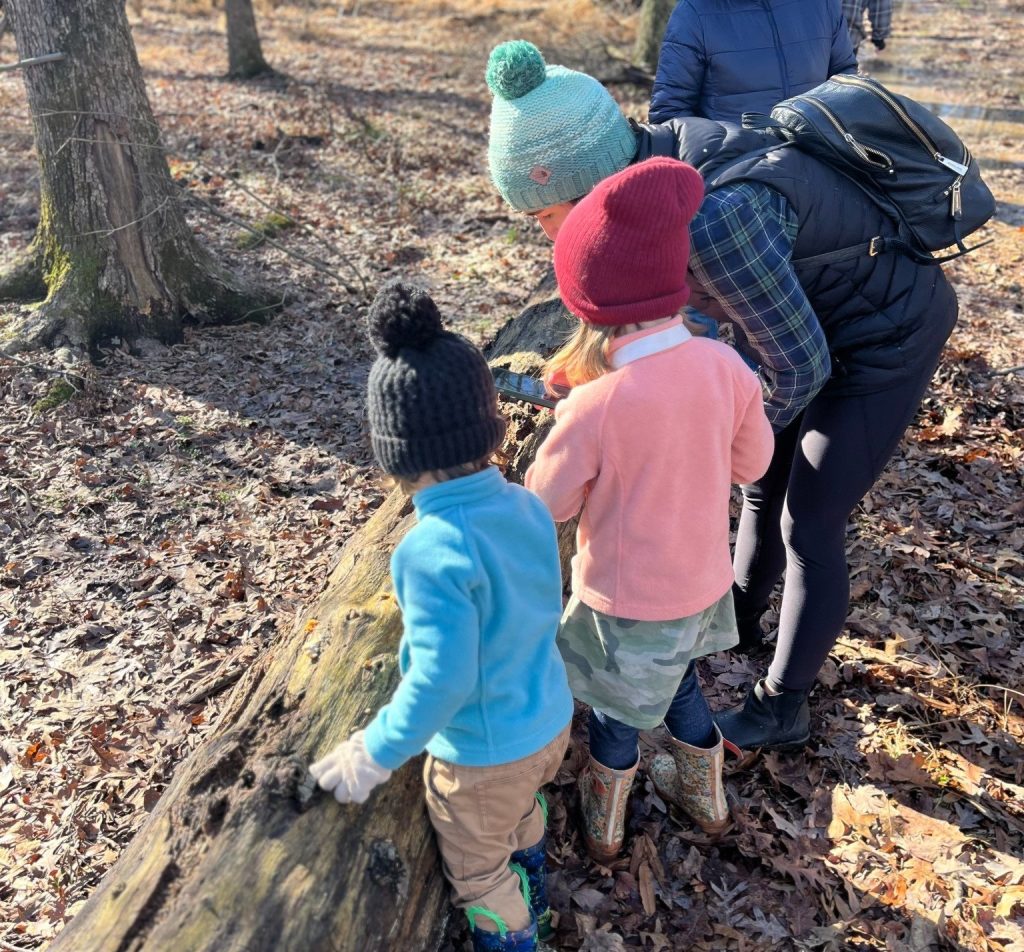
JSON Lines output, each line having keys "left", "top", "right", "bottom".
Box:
{"left": 309, "top": 730, "right": 392, "bottom": 804}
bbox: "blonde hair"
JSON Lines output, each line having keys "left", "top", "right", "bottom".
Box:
{"left": 545, "top": 322, "right": 616, "bottom": 388}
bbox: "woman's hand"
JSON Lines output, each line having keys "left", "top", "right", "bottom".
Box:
{"left": 309, "top": 730, "right": 392, "bottom": 804}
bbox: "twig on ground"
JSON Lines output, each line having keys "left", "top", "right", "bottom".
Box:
{"left": 191, "top": 159, "right": 370, "bottom": 299}
{"left": 188, "top": 194, "right": 365, "bottom": 299}
{"left": 976, "top": 683, "right": 1024, "bottom": 709}
{"left": 0, "top": 352, "right": 86, "bottom": 386}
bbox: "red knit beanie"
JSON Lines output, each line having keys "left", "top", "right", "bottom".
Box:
{"left": 553, "top": 157, "right": 705, "bottom": 326}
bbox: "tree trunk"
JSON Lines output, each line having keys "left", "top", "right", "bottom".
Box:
{"left": 1, "top": 0, "right": 276, "bottom": 355}
{"left": 226, "top": 0, "right": 273, "bottom": 79}
{"left": 48, "top": 275, "right": 576, "bottom": 952}
{"left": 634, "top": 0, "right": 674, "bottom": 73}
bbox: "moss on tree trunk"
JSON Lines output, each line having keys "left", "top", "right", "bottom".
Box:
{"left": 2, "top": 0, "right": 278, "bottom": 356}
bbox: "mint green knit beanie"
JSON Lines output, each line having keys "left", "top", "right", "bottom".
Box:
{"left": 486, "top": 41, "right": 637, "bottom": 213}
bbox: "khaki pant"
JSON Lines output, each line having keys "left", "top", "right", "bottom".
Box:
{"left": 423, "top": 727, "right": 570, "bottom": 932}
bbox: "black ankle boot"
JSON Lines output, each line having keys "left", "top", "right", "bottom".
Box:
{"left": 714, "top": 680, "right": 810, "bottom": 751}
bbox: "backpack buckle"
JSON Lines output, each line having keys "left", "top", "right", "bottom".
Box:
{"left": 868, "top": 236, "right": 885, "bottom": 256}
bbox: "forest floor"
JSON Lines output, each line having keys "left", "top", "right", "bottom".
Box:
{"left": 1, "top": 0, "right": 1022, "bottom": 950}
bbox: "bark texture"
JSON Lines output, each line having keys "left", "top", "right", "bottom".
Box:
{"left": 634, "top": 0, "right": 674, "bottom": 73}
{"left": 1, "top": 0, "right": 275, "bottom": 354}
{"left": 226, "top": 0, "right": 273, "bottom": 78}
{"left": 49, "top": 275, "right": 575, "bottom": 952}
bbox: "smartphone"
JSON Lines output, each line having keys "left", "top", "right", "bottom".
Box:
{"left": 491, "top": 368, "right": 568, "bottom": 409}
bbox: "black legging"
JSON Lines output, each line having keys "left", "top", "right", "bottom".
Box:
{"left": 732, "top": 353, "right": 944, "bottom": 691}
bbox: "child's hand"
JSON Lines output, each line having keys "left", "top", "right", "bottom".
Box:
{"left": 309, "top": 729, "right": 392, "bottom": 804}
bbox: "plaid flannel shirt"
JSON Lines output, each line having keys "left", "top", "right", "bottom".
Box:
{"left": 688, "top": 182, "right": 831, "bottom": 432}
{"left": 842, "top": 0, "right": 893, "bottom": 46}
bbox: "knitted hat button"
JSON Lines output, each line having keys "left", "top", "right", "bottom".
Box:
{"left": 530, "top": 165, "right": 552, "bottom": 185}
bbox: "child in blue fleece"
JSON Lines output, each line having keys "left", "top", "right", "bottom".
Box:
{"left": 309, "top": 280, "right": 572, "bottom": 952}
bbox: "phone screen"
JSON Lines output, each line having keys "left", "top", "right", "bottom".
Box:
{"left": 491, "top": 368, "right": 565, "bottom": 408}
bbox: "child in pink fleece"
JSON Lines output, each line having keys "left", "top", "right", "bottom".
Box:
{"left": 525, "top": 157, "right": 773, "bottom": 861}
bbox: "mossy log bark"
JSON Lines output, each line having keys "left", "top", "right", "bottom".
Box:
{"left": 225, "top": 0, "right": 273, "bottom": 79}
{"left": 1, "top": 0, "right": 276, "bottom": 355}
{"left": 49, "top": 274, "right": 575, "bottom": 952}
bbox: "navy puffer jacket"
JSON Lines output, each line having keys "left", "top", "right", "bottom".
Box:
{"left": 650, "top": 0, "right": 858, "bottom": 124}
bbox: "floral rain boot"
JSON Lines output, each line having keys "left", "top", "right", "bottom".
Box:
{"left": 578, "top": 752, "right": 639, "bottom": 864}
{"left": 649, "top": 725, "right": 730, "bottom": 835}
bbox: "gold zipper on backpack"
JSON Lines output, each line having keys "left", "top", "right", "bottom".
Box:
{"left": 832, "top": 74, "right": 971, "bottom": 176}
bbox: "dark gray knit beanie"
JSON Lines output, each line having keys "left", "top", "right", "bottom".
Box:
{"left": 365, "top": 279, "right": 506, "bottom": 477}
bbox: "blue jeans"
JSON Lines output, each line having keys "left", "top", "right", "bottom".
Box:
{"left": 588, "top": 663, "right": 714, "bottom": 770}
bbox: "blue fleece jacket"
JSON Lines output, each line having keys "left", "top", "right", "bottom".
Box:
{"left": 363, "top": 467, "right": 573, "bottom": 770}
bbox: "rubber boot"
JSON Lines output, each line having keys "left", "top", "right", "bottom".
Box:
{"left": 714, "top": 680, "right": 811, "bottom": 751}
{"left": 578, "top": 752, "right": 639, "bottom": 864}
{"left": 648, "top": 725, "right": 730, "bottom": 835}
{"left": 468, "top": 866, "right": 538, "bottom": 952}
{"left": 510, "top": 836, "right": 554, "bottom": 941}
{"left": 470, "top": 918, "right": 537, "bottom": 952}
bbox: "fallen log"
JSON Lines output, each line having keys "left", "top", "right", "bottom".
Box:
{"left": 50, "top": 274, "right": 574, "bottom": 952}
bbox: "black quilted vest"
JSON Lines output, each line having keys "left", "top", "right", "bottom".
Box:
{"left": 633, "top": 118, "right": 958, "bottom": 394}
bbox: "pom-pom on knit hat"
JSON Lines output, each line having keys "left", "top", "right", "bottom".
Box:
{"left": 487, "top": 40, "right": 636, "bottom": 213}
{"left": 365, "top": 280, "right": 506, "bottom": 477}
{"left": 553, "top": 157, "right": 705, "bottom": 327}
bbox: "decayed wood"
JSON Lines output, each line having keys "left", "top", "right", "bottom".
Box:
{"left": 49, "top": 275, "right": 573, "bottom": 952}
{"left": 1, "top": 0, "right": 275, "bottom": 355}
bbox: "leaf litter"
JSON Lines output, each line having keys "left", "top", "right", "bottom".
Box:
{"left": 1, "top": 0, "right": 1023, "bottom": 949}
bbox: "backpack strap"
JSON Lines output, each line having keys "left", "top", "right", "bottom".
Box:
{"left": 791, "top": 233, "right": 994, "bottom": 268}
{"left": 792, "top": 235, "right": 930, "bottom": 267}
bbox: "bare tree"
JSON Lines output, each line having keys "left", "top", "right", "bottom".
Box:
{"left": 46, "top": 278, "right": 576, "bottom": 952}
{"left": 226, "top": 0, "right": 273, "bottom": 78}
{"left": 634, "top": 0, "right": 673, "bottom": 73}
{"left": 0, "top": 0, "right": 275, "bottom": 355}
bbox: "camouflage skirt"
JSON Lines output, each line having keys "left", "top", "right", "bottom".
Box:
{"left": 556, "top": 591, "right": 739, "bottom": 730}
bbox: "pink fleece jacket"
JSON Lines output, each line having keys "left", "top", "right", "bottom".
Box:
{"left": 525, "top": 318, "right": 773, "bottom": 621}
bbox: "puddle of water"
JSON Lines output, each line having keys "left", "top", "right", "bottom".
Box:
{"left": 924, "top": 102, "right": 1024, "bottom": 126}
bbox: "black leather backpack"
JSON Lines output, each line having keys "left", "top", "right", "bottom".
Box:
{"left": 735, "top": 74, "right": 996, "bottom": 266}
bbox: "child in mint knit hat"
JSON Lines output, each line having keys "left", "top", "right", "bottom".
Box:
{"left": 487, "top": 40, "right": 635, "bottom": 239}
{"left": 310, "top": 280, "right": 573, "bottom": 952}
